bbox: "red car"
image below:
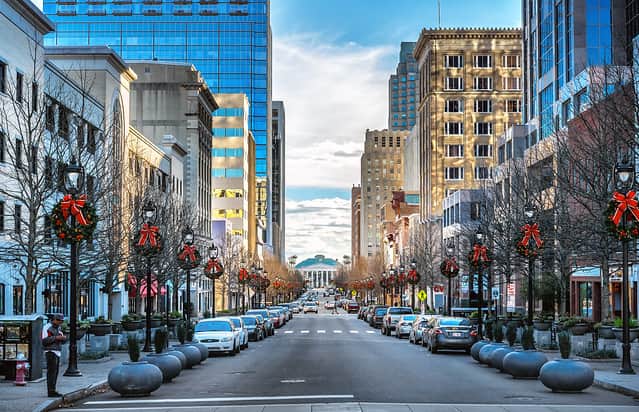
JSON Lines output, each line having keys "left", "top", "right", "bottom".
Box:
{"left": 270, "top": 313, "right": 281, "bottom": 328}
{"left": 347, "top": 301, "right": 360, "bottom": 313}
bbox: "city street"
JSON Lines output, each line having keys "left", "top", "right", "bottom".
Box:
{"left": 65, "top": 299, "right": 638, "bottom": 411}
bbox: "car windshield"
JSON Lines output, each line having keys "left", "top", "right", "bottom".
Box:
{"left": 195, "top": 321, "right": 232, "bottom": 332}
{"left": 440, "top": 318, "right": 471, "bottom": 326}
{"left": 420, "top": 321, "right": 429, "bottom": 327}
{"left": 402, "top": 315, "right": 417, "bottom": 321}
{"left": 247, "top": 310, "right": 269, "bottom": 318}
{"left": 375, "top": 309, "right": 387, "bottom": 315}
{"left": 230, "top": 318, "right": 241, "bottom": 327}
{"left": 389, "top": 307, "right": 413, "bottom": 315}
{"left": 241, "top": 317, "right": 256, "bottom": 325}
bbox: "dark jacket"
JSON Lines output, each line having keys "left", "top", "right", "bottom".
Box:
{"left": 42, "top": 323, "right": 66, "bottom": 353}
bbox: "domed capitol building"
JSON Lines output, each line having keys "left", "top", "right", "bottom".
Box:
{"left": 295, "top": 255, "right": 340, "bottom": 288}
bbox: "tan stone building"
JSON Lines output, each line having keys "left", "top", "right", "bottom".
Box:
{"left": 351, "top": 185, "right": 362, "bottom": 259}
{"left": 359, "top": 129, "right": 410, "bottom": 258}
{"left": 414, "top": 28, "right": 522, "bottom": 220}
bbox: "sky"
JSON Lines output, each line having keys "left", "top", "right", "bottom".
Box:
{"left": 274, "top": 0, "right": 522, "bottom": 261}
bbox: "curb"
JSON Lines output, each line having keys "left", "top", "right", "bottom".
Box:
{"left": 32, "top": 380, "right": 109, "bottom": 412}
{"left": 593, "top": 377, "right": 639, "bottom": 398}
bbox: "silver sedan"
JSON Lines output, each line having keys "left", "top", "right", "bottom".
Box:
{"left": 395, "top": 314, "right": 418, "bottom": 339}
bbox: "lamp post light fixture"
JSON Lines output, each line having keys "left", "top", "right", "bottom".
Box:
{"left": 474, "top": 228, "right": 485, "bottom": 339}
{"left": 182, "top": 226, "right": 194, "bottom": 328}
{"left": 446, "top": 243, "right": 455, "bottom": 315}
{"left": 614, "top": 157, "right": 636, "bottom": 375}
{"left": 142, "top": 201, "right": 157, "bottom": 353}
{"left": 524, "top": 203, "right": 536, "bottom": 327}
{"left": 62, "top": 159, "right": 85, "bottom": 377}
{"left": 208, "top": 243, "right": 218, "bottom": 317}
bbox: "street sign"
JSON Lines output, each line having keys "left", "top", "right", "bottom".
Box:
{"left": 491, "top": 287, "right": 499, "bottom": 300}
{"left": 417, "top": 290, "right": 427, "bottom": 302}
{"left": 351, "top": 290, "right": 357, "bottom": 297}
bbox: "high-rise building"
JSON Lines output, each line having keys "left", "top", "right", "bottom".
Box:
{"left": 359, "top": 129, "right": 409, "bottom": 258}
{"left": 211, "top": 93, "right": 252, "bottom": 248}
{"left": 388, "top": 42, "right": 418, "bottom": 131}
{"left": 414, "top": 28, "right": 523, "bottom": 220}
{"left": 522, "top": 0, "right": 627, "bottom": 147}
{"left": 351, "top": 185, "right": 362, "bottom": 260}
{"left": 42, "top": 0, "right": 273, "bottom": 238}
{"left": 271, "top": 101, "right": 285, "bottom": 262}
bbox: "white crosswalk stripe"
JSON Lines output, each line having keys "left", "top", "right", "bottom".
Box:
{"left": 284, "top": 330, "right": 293, "bottom": 334}
{"left": 317, "top": 330, "right": 326, "bottom": 334}
{"left": 349, "top": 330, "right": 359, "bottom": 334}
{"left": 300, "top": 330, "right": 309, "bottom": 334}
{"left": 366, "top": 330, "right": 376, "bottom": 334}
{"left": 333, "top": 330, "right": 342, "bottom": 333}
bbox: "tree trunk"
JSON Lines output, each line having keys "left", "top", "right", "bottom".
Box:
{"left": 25, "top": 278, "right": 36, "bottom": 314}
{"left": 600, "top": 253, "right": 610, "bottom": 321}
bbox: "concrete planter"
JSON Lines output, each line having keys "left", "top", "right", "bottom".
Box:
{"left": 121, "top": 320, "right": 142, "bottom": 331}
{"left": 612, "top": 327, "right": 639, "bottom": 342}
{"left": 167, "top": 349, "right": 187, "bottom": 369}
{"left": 141, "top": 353, "right": 182, "bottom": 383}
{"left": 533, "top": 321, "right": 552, "bottom": 331}
{"left": 489, "top": 346, "right": 515, "bottom": 371}
{"left": 150, "top": 319, "right": 162, "bottom": 328}
{"left": 539, "top": 359, "right": 594, "bottom": 392}
{"left": 479, "top": 343, "right": 507, "bottom": 365}
{"left": 470, "top": 340, "right": 490, "bottom": 362}
{"left": 108, "top": 361, "right": 163, "bottom": 396}
{"left": 89, "top": 324, "right": 113, "bottom": 336}
{"left": 596, "top": 325, "right": 615, "bottom": 339}
{"left": 569, "top": 324, "right": 589, "bottom": 336}
{"left": 503, "top": 350, "right": 548, "bottom": 378}
{"left": 188, "top": 341, "right": 209, "bottom": 361}
{"left": 170, "top": 344, "right": 201, "bottom": 368}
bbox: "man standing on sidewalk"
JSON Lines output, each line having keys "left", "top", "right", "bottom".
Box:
{"left": 42, "top": 314, "right": 67, "bottom": 397}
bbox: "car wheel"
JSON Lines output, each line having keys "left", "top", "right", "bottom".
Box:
{"left": 235, "top": 343, "right": 241, "bottom": 354}
{"left": 431, "top": 344, "right": 438, "bottom": 354}
{"left": 381, "top": 327, "right": 385, "bottom": 335}
{"left": 229, "top": 345, "right": 237, "bottom": 356}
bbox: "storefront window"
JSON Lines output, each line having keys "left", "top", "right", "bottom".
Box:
{"left": 579, "top": 282, "right": 592, "bottom": 318}
{"left": 12, "top": 286, "right": 23, "bottom": 315}
{"left": 44, "top": 272, "right": 68, "bottom": 315}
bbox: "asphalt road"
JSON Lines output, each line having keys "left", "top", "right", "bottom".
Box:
{"left": 66, "top": 299, "right": 638, "bottom": 411}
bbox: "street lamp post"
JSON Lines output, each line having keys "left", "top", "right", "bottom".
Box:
{"left": 380, "top": 272, "right": 387, "bottom": 306}
{"left": 182, "top": 227, "right": 195, "bottom": 328}
{"left": 142, "top": 202, "right": 157, "bottom": 353}
{"left": 389, "top": 267, "right": 397, "bottom": 305}
{"left": 471, "top": 228, "right": 488, "bottom": 339}
{"left": 208, "top": 243, "right": 218, "bottom": 317}
{"left": 446, "top": 243, "right": 455, "bottom": 315}
{"left": 63, "top": 160, "right": 84, "bottom": 377}
{"left": 524, "top": 204, "right": 536, "bottom": 327}
{"left": 614, "top": 158, "right": 636, "bottom": 375}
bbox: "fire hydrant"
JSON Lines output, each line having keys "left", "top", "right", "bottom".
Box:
{"left": 15, "top": 353, "right": 29, "bottom": 386}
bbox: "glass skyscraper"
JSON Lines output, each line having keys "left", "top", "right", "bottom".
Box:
{"left": 388, "top": 41, "right": 418, "bottom": 131}
{"left": 43, "top": 0, "right": 271, "bottom": 179}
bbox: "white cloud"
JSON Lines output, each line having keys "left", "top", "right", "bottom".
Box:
{"left": 273, "top": 33, "right": 394, "bottom": 188}
{"left": 285, "top": 197, "right": 351, "bottom": 262}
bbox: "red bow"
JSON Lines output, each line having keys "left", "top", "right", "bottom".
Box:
{"left": 520, "top": 223, "right": 543, "bottom": 248}
{"left": 137, "top": 223, "right": 159, "bottom": 247}
{"left": 206, "top": 258, "right": 222, "bottom": 273}
{"left": 239, "top": 268, "right": 249, "bottom": 281}
{"left": 444, "top": 258, "right": 459, "bottom": 273}
{"left": 612, "top": 191, "right": 639, "bottom": 226}
{"left": 61, "top": 194, "right": 88, "bottom": 226}
{"left": 179, "top": 244, "right": 197, "bottom": 262}
{"left": 472, "top": 244, "right": 490, "bottom": 264}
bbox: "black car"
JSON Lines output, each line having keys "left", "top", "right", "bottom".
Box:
{"left": 246, "top": 309, "right": 274, "bottom": 336}
{"left": 370, "top": 305, "right": 389, "bottom": 328}
{"left": 425, "top": 317, "right": 477, "bottom": 354}
{"left": 241, "top": 315, "right": 265, "bottom": 341}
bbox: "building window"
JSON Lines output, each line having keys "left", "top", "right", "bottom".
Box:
{"left": 14, "top": 204, "right": 21, "bottom": 233}
{"left": 445, "top": 122, "right": 463, "bottom": 135}
{"left": 473, "top": 55, "right": 492, "bottom": 68}
{"left": 444, "top": 55, "right": 463, "bottom": 68}
{"left": 474, "top": 166, "right": 492, "bottom": 180}
{"left": 0, "top": 283, "right": 4, "bottom": 314}
{"left": 473, "top": 77, "right": 493, "bottom": 91}
{"left": 15, "top": 138, "right": 22, "bottom": 168}
{"left": 502, "top": 55, "right": 521, "bottom": 68}
{"left": 474, "top": 99, "right": 492, "bottom": 113}
{"left": 561, "top": 99, "right": 572, "bottom": 126}
{"left": 474, "top": 122, "right": 493, "bottom": 135}
{"left": 12, "top": 285, "right": 23, "bottom": 315}
{"left": 575, "top": 88, "right": 589, "bottom": 114}
{"left": 445, "top": 99, "right": 463, "bottom": 113}
{"left": 470, "top": 202, "right": 481, "bottom": 220}
{"left": 0, "top": 201, "right": 4, "bottom": 231}
{"left": 506, "top": 99, "right": 522, "bottom": 113}
{"left": 0, "top": 131, "right": 4, "bottom": 163}
{"left": 46, "top": 103, "right": 55, "bottom": 132}
{"left": 30, "top": 145, "right": 37, "bottom": 174}
{"left": 445, "top": 77, "right": 464, "bottom": 90}
{"left": 445, "top": 167, "right": 464, "bottom": 180}
{"left": 31, "top": 82, "right": 38, "bottom": 112}
{"left": 15, "top": 72, "right": 23, "bottom": 102}
{"left": 502, "top": 77, "right": 521, "bottom": 90}
{"left": 474, "top": 144, "right": 492, "bottom": 157}
{"left": 445, "top": 144, "right": 464, "bottom": 157}
{"left": 0, "top": 61, "right": 6, "bottom": 94}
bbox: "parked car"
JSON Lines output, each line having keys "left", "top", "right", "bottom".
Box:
{"left": 279, "top": 303, "right": 294, "bottom": 319}
{"left": 304, "top": 302, "right": 319, "bottom": 313}
{"left": 370, "top": 305, "right": 389, "bottom": 328}
{"left": 409, "top": 316, "right": 433, "bottom": 344}
{"left": 227, "top": 316, "right": 249, "bottom": 349}
{"left": 381, "top": 307, "right": 413, "bottom": 336}
{"left": 365, "top": 306, "right": 376, "bottom": 324}
{"left": 424, "top": 316, "right": 477, "bottom": 354}
{"left": 268, "top": 311, "right": 282, "bottom": 328}
{"left": 325, "top": 301, "right": 335, "bottom": 310}
{"left": 358, "top": 306, "right": 368, "bottom": 319}
{"left": 395, "top": 314, "right": 418, "bottom": 339}
{"left": 290, "top": 303, "right": 300, "bottom": 314}
{"left": 193, "top": 318, "right": 241, "bottom": 356}
{"left": 246, "top": 309, "right": 274, "bottom": 336}
{"left": 347, "top": 301, "right": 360, "bottom": 314}
{"left": 240, "top": 315, "right": 264, "bottom": 341}
{"left": 267, "top": 306, "right": 287, "bottom": 325}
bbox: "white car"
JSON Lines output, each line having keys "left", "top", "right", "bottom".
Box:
{"left": 193, "top": 318, "right": 241, "bottom": 356}
{"left": 227, "top": 316, "right": 249, "bottom": 349}
{"left": 304, "top": 303, "right": 318, "bottom": 313}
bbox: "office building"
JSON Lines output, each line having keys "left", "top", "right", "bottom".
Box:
{"left": 414, "top": 28, "right": 522, "bottom": 220}
{"left": 351, "top": 185, "right": 362, "bottom": 259}
{"left": 359, "top": 129, "right": 409, "bottom": 258}
{"left": 211, "top": 93, "right": 252, "bottom": 248}
{"left": 388, "top": 41, "right": 418, "bottom": 131}
{"left": 271, "top": 101, "right": 285, "bottom": 262}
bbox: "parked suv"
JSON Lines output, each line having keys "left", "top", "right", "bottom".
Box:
{"left": 381, "top": 306, "right": 413, "bottom": 336}
{"left": 370, "top": 305, "right": 389, "bottom": 328}
{"left": 347, "top": 301, "right": 360, "bottom": 314}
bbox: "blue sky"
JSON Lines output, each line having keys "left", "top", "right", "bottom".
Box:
{"left": 275, "top": 1, "right": 522, "bottom": 260}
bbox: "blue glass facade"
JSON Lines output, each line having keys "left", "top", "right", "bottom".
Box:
{"left": 43, "top": 0, "right": 271, "bottom": 177}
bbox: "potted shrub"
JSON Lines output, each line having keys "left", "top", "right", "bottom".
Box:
{"left": 168, "top": 311, "right": 182, "bottom": 327}
{"left": 611, "top": 317, "right": 639, "bottom": 342}
{"left": 151, "top": 313, "right": 163, "bottom": 328}
{"left": 121, "top": 313, "right": 142, "bottom": 331}
{"left": 503, "top": 326, "right": 548, "bottom": 379}
{"left": 62, "top": 320, "right": 89, "bottom": 340}
{"left": 563, "top": 316, "right": 590, "bottom": 336}
{"left": 468, "top": 311, "right": 479, "bottom": 325}
{"left": 539, "top": 331, "right": 594, "bottom": 392}
{"left": 89, "top": 316, "right": 113, "bottom": 336}
{"left": 169, "top": 321, "right": 201, "bottom": 368}
{"left": 506, "top": 313, "right": 523, "bottom": 328}
{"left": 533, "top": 312, "right": 554, "bottom": 331}
{"left": 489, "top": 322, "right": 515, "bottom": 371}
{"left": 594, "top": 318, "right": 615, "bottom": 340}
{"left": 108, "top": 335, "right": 163, "bottom": 396}
{"left": 505, "top": 322, "right": 517, "bottom": 347}
{"left": 141, "top": 328, "right": 182, "bottom": 383}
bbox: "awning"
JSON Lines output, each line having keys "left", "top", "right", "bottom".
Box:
{"left": 571, "top": 266, "right": 600, "bottom": 278}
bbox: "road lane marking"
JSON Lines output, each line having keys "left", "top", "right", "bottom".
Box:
{"left": 317, "top": 330, "right": 326, "bottom": 333}
{"left": 300, "top": 330, "right": 309, "bottom": 334}
{"left": 349, "top": 330, "right": 359, "bottom": 334}
{"left": 333, "top": 330, "right": 342, "bottom": 333}
{"left": 85, "top": 395, "right": 356, "bottom": 405}
{"left": 366, "top": 330, "right": 376, "bottom": 334}
{"left": 280, "top": 379, "right": 306, "bottom": 383}
{"left": 284, "top": 330, "right": 293, "bottom": 334}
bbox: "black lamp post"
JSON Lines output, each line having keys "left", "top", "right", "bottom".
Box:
{"left": 63, "top": 159, "right": 84, "bottom": 377}
{"left": 614, "top": 157, "right": 636, "bottom": 375}
{"left": 446, "top": 243, "right": 455, "bottom": 315}
{"left": 389, "top": 267, "right": 396, "bottom": 305}
{"left": 474, "top": 228, "right": 485, "bottom": 339}
{"left": 524, "top": 203, "right": 536, "bottom": 327}
{"left": 182, "top": 226, "right": 194, "bottom": 328}
{"left": 381, "top": 272, "right": 387, "bottom": 306}
{"left": 263, "top": 271, "right": 269, "bottom": 307}
{"left": 208, "top": 243, "right": 218, "bottom": 317}
{"left": 142, "top": 201, "right": 156, "bottom": 353}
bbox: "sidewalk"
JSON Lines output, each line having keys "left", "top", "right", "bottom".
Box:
{"left": 588, "top": 359, "right": 639, "bottom": 398}
{"left": 0, "top": 352, "right": 127, "bottom": 412}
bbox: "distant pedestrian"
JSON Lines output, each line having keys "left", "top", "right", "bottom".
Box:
{"left": 42, "top": 314, "right": 67, "bottom": 397}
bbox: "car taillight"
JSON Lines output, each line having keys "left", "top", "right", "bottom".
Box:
{"left": 470, "top": 330, "right": 478, "bottom": 337}
{"left": 434, "top": 329, "right": 443, "bottom": 335}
